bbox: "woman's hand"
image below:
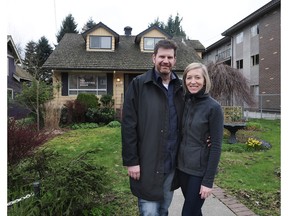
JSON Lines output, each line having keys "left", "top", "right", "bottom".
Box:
{"left": 199, "top": 185, "right": 212, "bottom": 199}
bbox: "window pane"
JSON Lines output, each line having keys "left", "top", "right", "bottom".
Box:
{"left": 144, "top": 37, "right": 164, "bottom": 50}
{"left": 236, "top": 32, "right": 243, "bottom": 44}
{"left": 101, "top": 37, "right": 111, "bottom": 49}
{"left": 236, "top": 59, "right": 243, "bottom": 69}
{"left": 69, "top": 90, "right": 77, "bottom": 95}
{"left": 8, "top": 89, "right": 13, "bottom": 99}
{"left": 90, "top": 36, "right": 111, "bottom": 49}
{"left": 70, "top": 75, "right": 77, "bottom": 88}
{"left": 251, "top": 24, "right": 259, "bottom": 37}
{"left": 144, "top": 38, "right": 154, "bottom": 50}
{"left": 98, "top": 90, "right": 106, "bottom": 95}
{"left": 90, "top": 36, "right": 100, "bottom": 48}
{"left": 98, "top": 75, "right": 107, "bottom": 89}
{"left": 78, "top": 75, "right": 96, "bottom": 89}
{"left": 155, "top": 38, "right": 162, "bottom": 44}
{"left": 68, "top": 73, "right": 107, "bottom": 96}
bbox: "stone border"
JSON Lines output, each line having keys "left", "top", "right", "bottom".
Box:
{"left": 213, "top": 185, "right": 258, "bottom": 216}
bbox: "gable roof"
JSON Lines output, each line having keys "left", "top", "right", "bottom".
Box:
{"left": 7, "top": 35, "right": 23, "bottom": 65}
{"left": 134, "top": 25, "right": 172, "bottom": 43}
{"left": 43, "top": 29, "right": 203, "bottom": 72}
{"left": 7, "top": 35, "right": 33, "bottom": 82}
{"left": 13, "top": 65, "right": 33, "bottom": 82}
{"left": 82, "top": 22, "right": 120, "bottom": 43}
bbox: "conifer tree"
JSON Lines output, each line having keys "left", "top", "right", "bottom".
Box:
{"left": 36, "top": 36, "right": 53, "bottom": 83}
{"left": 56, "top": 13, "right": 79, "bottom": 43}
{"left": 149, "top": 13, "right": 186, "bottom": 37}
{"left": 81, "top": 17, "right": 97, "bottom": 33}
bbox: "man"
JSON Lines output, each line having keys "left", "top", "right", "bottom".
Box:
{"left": 121, "top": 39, "right": 184, "bottom": 215}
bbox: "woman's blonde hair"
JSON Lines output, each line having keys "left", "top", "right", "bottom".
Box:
{"left": 182, "top": 62, "right": 211, "bottom": 94}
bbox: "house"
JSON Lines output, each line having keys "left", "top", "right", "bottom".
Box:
{"left": 203, "top": 0, "right": 280, "bottom": 113}
{"left": 7, "top": 35, "right": 33, "bottom": 119}
{"left": 43, "top": 22, "right": 205, "bottom": 116}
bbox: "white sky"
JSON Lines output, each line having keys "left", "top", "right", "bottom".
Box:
{"left": 6, "top": 0, "right": 272, "bottom": 50}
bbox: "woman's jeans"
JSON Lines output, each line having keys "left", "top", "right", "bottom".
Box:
{"left": 138, "top": 171, "right": 175, "bottom": 216}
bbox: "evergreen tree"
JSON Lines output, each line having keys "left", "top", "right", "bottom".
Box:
{"left": 149, "top": 13, "right": 186, "bottom": 37}
{"left": 148, "top": 17, "right": 165, "bottom": 30}
{"left": 23, "top": 40, "right": 38, "bottom": 77}
{"left": 56, "top": 13, "right": 79, "bottom": 43}
{"left": 36, "top": 36, "right": 53, "bottom": 83}
{"left": 81, "top": 17, "right": 97, "bottom": 33}
{"left": 23, "top": 37, "right": 53, "bottom": 83}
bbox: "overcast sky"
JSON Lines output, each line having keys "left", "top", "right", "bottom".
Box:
{"left": 7, "top": 0, "right": 273, "bottom": 50}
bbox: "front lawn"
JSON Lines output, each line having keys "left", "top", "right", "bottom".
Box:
{"left": 8, "top": 118, "right": 280, "bottom": 215}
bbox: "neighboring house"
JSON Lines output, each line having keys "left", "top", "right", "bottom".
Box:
{"left": 203, "top": 0, "right": 280, "bottom": 113}
{"left": 7, "top": 35, "right": 33, "bottom": 119}
{"left": 43, "top": 23, "right": 205, "bottom": 117}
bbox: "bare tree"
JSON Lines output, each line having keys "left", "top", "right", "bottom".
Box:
{"left": 207, "top": 62, "right": 255, "bottom": 107}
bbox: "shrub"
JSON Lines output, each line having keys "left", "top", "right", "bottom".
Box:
{"left": 70, "top": 122, "right": 99, "bottom": 130}
{"left": 7, "top": 118, "right": 51, "bottom": 165}
{"left": 107, "top": 121, "right": 121, "bottom": 128}
{"left": 8, "top": 149, "right": 108, "bottom": 215}
{"left": 245, "top": 122, "right": 262, "bottom": 131}
{"left": 59, "top": 100, "right": 74, "bottom": 125}
{"left": 76, "top": 93, "right": 99, "bottom": 109}
{"left": 73, "top": 100, "right": 88, "bottom": 123}
{"left": 60, "top": 100, "right": 87, "bottom": 125}
{"left": 86, "top": 107, "right": 115, "bottom": 124}
{"left": 100, "top": 94, "right": 114, "bottom": 108}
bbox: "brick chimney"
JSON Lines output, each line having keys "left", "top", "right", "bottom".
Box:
{"left": 124, "top": 26, "right": 132, "bottom": 36}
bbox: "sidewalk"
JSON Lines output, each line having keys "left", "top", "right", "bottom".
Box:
{"left": 170, "top": 185, "right": 258, "bottom": 216}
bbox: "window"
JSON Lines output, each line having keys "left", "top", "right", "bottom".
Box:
{"left": 143, "top": 37, "right": 164, "bottom": 50}
{"left": 8, "top": 88, "right": 13, "bottom": 99}
{"left": 217, "top": 48, "right": 231, "bottom": 61}
{"left": 251, "top": 24, "right": 259, "bottom": 37}
{"left": 69, "top": 74, "right": 107, "bottom": 95}
{"left": 236, "top": 32, "right": 243, "bottom": 44}
{"left": 251, "top": 54, "right": 259, "bottom": 66}
{"left": 236, "top": 59, "right": 243, "bottom": 69}
{"left": 90, "top": 36, "right": 112, "bottom": 49}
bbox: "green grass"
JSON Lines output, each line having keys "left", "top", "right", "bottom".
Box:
{"left": 217, "top": 119, "right": 280, "bottom": 216}
{"left": 44, "top": 126, "right": 138, "bottom": 215}
{"left": 42, "top": 118, "right": 280, "bottom": 215}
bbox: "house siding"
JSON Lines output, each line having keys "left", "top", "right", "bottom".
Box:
{"left": 86, "top": 28, "right": 116, "bottom": 51}
{"left": 259, "top": 8, "right": 280, "bottom": 111}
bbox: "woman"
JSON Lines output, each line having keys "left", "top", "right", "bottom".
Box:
{"left": 177, "top": 62, "right": 223, "bottom": 215}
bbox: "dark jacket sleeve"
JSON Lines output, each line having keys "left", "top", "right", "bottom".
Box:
{"left": 121, "top": 78, "right": 140, "bottom": 166}
{"left": 202, "top": 102, "right": 224, "bottom": 188}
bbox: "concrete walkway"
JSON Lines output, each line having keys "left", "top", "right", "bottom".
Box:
{"left": 169, "top": 185, "right": 257, "bottom": 216}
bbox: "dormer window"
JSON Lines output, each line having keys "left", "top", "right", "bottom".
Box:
{"left": 144, "top": 37, "right": 164, "bottom": 50}
{"left": 90, "top": 36, "right": 112, "bottom": 49}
